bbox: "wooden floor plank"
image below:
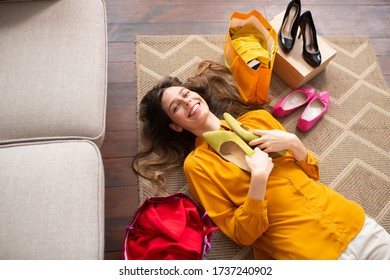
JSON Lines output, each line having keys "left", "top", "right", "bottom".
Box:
{"left": 104, "top": 157, "right": 137, "bottom": 188}
{"left": 108, "top": 42, "right": 135, "bottom": 62}
{"left": 101, "top": 131, "right": 137, "bottom": 158}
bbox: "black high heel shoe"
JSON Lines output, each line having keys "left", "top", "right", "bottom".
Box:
{"left": 278, "top": 0, "right": 301, "bottom": 53}
{"left": 298, "top": 11, "right": 321, "bottom": 67}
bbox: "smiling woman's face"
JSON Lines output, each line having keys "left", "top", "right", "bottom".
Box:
{"left": 161, "top": 86, "right": 210, "bottom": 133}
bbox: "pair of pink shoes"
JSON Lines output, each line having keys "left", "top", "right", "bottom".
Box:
{"left": 272, "top": 88, "right": 330, "bottom": 132}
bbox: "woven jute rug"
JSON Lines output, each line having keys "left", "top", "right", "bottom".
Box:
{"left": 136, "top": 35, "right": 390, "bottom": 259}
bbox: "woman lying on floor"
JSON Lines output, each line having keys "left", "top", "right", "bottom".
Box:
{"left": 133, "top": 60, "right": 390, "bottom": 260}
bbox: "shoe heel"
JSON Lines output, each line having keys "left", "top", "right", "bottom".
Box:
{"left": 298, "top": 11, "right": 321, "bottom": 67}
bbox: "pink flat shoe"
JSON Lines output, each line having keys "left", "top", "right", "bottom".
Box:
{"left": 297, "top": 91, "right": 330, "bottom": 131}
{"left": 272, "top": 87, "right": 316, "bottom": 118}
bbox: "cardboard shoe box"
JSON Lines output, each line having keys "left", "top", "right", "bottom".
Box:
{"left": 269, "top": 11, "right": 337, "bottom": 89}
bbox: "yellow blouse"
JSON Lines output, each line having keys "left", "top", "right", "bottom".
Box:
{"left": 184, "top": 110, "right": 365, "bottom": 259}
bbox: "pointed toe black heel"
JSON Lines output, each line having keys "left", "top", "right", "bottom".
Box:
{"left": 278, "top": 0, "right": 301, "bottom": 53}
{"left": 298, "top": 11, "right": 322, "bottom": 67}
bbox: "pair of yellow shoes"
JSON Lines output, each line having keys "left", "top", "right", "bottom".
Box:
{"left": 203, "top": 113, "right": 286, "bottom": 171}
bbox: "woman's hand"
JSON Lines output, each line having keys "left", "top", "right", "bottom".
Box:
{"left": 249, "top": 130, "right": 308, "bottom": 162}
{"left": 245, "top": 147, "right": 274, "bottom": 176}
{"left": 245, "top": 147, "right": 274, "bottom": 201}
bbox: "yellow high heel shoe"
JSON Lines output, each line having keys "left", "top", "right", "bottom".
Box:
{"left": 223, "top": 112, "right": 287, "bottom": 158}
{"left": 203, "top": 130, "right": 254, "bottom": 171}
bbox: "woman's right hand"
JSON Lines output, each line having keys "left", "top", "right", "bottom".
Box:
{"left": 245, "top": 147, "right": 274, "bottom": 201}
{"left": 245, "top": 147, "right": 274, "bottom": 177}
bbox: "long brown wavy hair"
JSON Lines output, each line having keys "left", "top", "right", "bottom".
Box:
{"left": 133, "top": 60, "right": 269, "bottom": 187}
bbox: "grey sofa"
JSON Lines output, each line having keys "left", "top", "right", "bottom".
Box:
{"left": 0, "top": 0, "right": 107, "bottom": 259}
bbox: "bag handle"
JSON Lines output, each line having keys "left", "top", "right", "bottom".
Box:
{"left": 224, "top": 33, "right": 240, "bottom": 69}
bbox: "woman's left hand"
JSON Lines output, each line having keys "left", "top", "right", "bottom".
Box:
{"left": 249, "top": 130, "right": 308, "bottom": 162}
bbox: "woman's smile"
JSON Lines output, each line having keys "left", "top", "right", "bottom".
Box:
{"left": 188, "top": 103, "right": 201, "bottom": 117}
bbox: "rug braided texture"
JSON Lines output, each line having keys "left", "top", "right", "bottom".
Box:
{"left": 136, "top": 35, "right": 390, "bottom": 259}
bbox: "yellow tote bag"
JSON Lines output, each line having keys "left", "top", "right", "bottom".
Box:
{"left": 224, "top": 10, "right": 278, "bottom": 104}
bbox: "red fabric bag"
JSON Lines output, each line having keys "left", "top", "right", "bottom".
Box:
{"left": 122, "top": 193, "right": 218, "bottom": 260}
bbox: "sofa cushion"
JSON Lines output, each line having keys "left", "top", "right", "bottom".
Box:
{"left": 0, "top": 140, "right": 105, "bottom": 260}
{"left": 0, "top": 0, "right": 107, "bottom": 147}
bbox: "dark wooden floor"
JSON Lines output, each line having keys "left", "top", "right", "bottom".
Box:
{"left": 102, "top": 0, "right": 390, "bottom": 259}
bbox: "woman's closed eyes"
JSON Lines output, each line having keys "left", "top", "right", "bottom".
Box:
{"left": 172, "top": 90, "right": 191, "bottom": 113}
